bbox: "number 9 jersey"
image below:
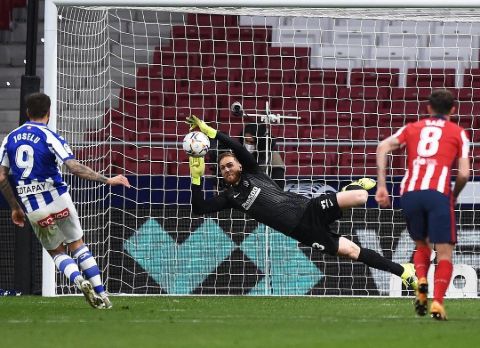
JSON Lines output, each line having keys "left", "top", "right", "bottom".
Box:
{"left": 0, "top": 121, "right": 75, "bottom": 213}
{"left": 393, "top": 117, "right": 470, "bottom": 196}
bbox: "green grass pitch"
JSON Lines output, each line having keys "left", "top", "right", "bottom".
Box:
{"left": 1, "top": 296, "right": 479, "bottom": 348}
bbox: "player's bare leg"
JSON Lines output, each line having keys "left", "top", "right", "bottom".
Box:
{"left": 336, "top": 190, "right": 368, "bottom": 209}
{"left": 337, "top": 178, "right": 376, "bottom": 209}
{"left": 430, "top": 243, "right": 454, "bottom": 320}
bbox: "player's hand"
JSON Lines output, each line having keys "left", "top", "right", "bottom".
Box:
{"left": 189, "top": 156, "right": 205, "bottom": 186}
{"left": 11, "top": 207, "right": 25, "bottom": 227}
{"left": 186, "top": 115, "right": 217, "bottom": 139}
{"left": 375, "top": 186, "right": 391, "bottom": 208}
{"left": 106, "top": 175, "right": 131, "bottom": 188}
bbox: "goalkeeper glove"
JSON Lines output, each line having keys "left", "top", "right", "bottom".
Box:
{"left": 186, "top": 115, "right": 217, "bottom": 139}
{"left": 189, "top": 156, "right": 205, "bottom": 186}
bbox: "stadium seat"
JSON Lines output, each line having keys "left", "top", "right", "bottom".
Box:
{"left": 350, "top": 68, "right": 400, "bottom": 87}
{"left": 406, "top": 68, "right": 456, "bottom": 87}
{"left": 390, "top": 87, "right": 440, "bottom": 100}
{"left": 359, "top": 127, "right": 393, "bottom": 141}
{"left": 284, "top": 150, "right": 338, "bottom": 176}
{"left": 322, "top": 111, "right": 366, "bottom": 127}
{"left": 296, "top": 69, "right": 348, "bottom": 87}
{"left": 241, "top": 82, "right": 271, "bottom": 97}
{"left": 187, "top": 13, "right": 238, "bottom": 27}
{"left": 226, "top": 26, "right": 272, "bottom": 42}
{"left": 307, "top": 125, "right": 359, "bottom": 141}
{"left": 457, "top": 87, "right": 480, "bottom": 101}
{"left": 153, "top": 50, "right": 199, "bottom": 66}
{"left": 338, "top": 146, "right": 377, "bottom": 176}
{"left": 386, "top": 100, "right": 430, "bottom": 116}
{"left": 268, "top": 69, "right": 296, "bottom": 83}
{"left": 456, "top": 101, "right": 480, "bottom": 120}
{"left": 463, "top": 68, "right": 480, "bottom": 88}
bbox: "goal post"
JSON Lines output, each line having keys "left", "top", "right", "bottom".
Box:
{"left": 44, "top": 0, "right": 480, "bottom": 297}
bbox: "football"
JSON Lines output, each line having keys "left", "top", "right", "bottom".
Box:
{"left": 182, "top": 131, "right": 210, "bottom": 157}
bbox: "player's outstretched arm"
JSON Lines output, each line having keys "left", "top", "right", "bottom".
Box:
{"left": 375, "top": 135, "right": 401, "bottom": 208}
{"left": 186, "top": 115, "right": 259, "bottom": 172}
{"left": 189, "top": 156, "right": 229, "bottom": 214}
{"left": 0, "top": 165, "right": 25, "bottom": 227}
{"left": 65, "top": 159, "right": 130, "bottom": 187}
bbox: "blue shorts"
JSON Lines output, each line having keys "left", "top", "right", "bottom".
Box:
{"left": 400, "top": 190, "right": 456, "bottom": 244}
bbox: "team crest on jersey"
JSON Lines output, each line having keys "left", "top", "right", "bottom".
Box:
{"left": 242, "top": 180, "right": 249, "bottom": 187}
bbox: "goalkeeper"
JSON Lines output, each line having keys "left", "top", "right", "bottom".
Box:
{"left": 187, "top": 115, "right": 417, "bottom": 288}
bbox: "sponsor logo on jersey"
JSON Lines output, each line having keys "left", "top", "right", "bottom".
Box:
{"left": 241, "top": 186, "right": 261, "bottom": 210}
{"left": 37, "top": 208, "right": 70, "bottom": 227}
{"left": 312, "top": 243, "right": 325, "bottom": 250}
{"left": 16, "top": 182, "right": 51, "bottom": 197}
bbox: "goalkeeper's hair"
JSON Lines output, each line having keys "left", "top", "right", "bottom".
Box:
{"left": 429, "top": 89, "right": 455, "bottom": 116}
{"left": 26, "top": 92, "right": 51, "bottom": 120}
{"left": 218, "top": 151, "right": 237, "bottom": 164}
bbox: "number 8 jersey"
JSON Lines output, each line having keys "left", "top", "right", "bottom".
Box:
{"left": 0, "top": 121, "right": 75, "bottom": 213}
{"left": 393, "top": 117, "right": 470, "bottom": 196}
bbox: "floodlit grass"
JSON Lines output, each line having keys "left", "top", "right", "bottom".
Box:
{"left": 0, "top": 296, "right": 479, "bottom": 348}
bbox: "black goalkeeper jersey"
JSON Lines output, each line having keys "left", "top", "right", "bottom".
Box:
{"left": 191, "top": 132, "right": 309, "bottom": 234}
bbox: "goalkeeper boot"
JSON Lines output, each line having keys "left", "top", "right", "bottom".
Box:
{"left": 400, "top": 263, "right": 418, "bottom": 291}
{"left": 342, "top": 178, "right": 376, "bottom": 192}
{"left": 430, "top": 300, "right": 447, "bottom": 321}
{"left": 415, "top": 277, "right": 428, "bottom": 316}
{"left": 80, "top": 280, "right": 105, "bottom": 309}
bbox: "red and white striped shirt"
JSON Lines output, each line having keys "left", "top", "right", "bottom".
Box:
{"left": 393, "top": 117, "right": 470, "bottom": 196}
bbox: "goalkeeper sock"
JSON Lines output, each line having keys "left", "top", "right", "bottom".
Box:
{"left": 53, "top": 253, "right": 83, "bottom": 285}
{"left": 357, "top": 248, "right": 404, "bottom": 276}
{"left": 433, "top": 260, "right": 453, "bottom": 304}
{"left": 72, "top": 245, "right": 106, "bottom": 296}
{"left": 413, "top": 245, "right": 431, "bottom": 280}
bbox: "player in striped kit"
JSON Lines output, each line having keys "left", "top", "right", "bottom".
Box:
{"left": 376, "top": 89, "right": 470, "bottom": 320}
{"left": 0, "top": 93, "right": 130, "bottom": 309}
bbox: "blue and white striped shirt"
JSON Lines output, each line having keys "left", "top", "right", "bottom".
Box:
{"left": 0, "top": 121, "right": 75, "bottom": 213}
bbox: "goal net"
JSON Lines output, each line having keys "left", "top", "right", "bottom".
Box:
{"left": 48, "top": 3, "right": 480, "bottom": 296}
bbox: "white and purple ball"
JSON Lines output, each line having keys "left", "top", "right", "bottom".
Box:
{"left": 182, "top": 131, "right": 210, "bottom": 157}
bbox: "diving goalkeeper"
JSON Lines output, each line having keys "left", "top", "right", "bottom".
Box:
{"left": 187, "top": 116, "right": 417, "bottom": 288}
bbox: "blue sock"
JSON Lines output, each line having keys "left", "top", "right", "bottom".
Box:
{"left": 53, "top": 253, "right": 83, "bottom": 284}
{"left": 73, "top": 245, "right": 106, "bottom": 295}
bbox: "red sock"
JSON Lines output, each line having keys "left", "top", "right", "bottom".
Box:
{"left": 434, "top": 260, "right": 453, "bottom": 304}
{"left": 413, "top": 246, "right": 431, "bottom": 280}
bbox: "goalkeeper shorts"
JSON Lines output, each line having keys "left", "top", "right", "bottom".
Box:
{"left": 290, "top": 193, "right": 343, "bottom": 256}
{"left": 26, "top": 192, "right": 84, "bottom": 250}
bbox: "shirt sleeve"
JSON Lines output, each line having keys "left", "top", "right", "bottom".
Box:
{"left": 191, "top": 183, "right": 231, "bottom": 214}
{"left": 43, "top": 129, "right": 75, "bottom": 164}
{"left": 459, "top": 129, "right": 470, "bottom": 159}
{"left": 216, "top": 131, "right": 260, "bottom": 173}
{"left": 392, "top": 125, "right": 408, "bottom": 145}
{"left": 0, "top": 136, "right": 10, "bottom": 168}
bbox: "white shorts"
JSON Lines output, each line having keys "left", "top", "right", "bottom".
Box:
{"left": 26, "top": 192, "right": 84, "bottom": 250}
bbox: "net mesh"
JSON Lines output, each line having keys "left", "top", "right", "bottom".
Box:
{"left": 53, "top": 6, "right": 480, "bottom": 296}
